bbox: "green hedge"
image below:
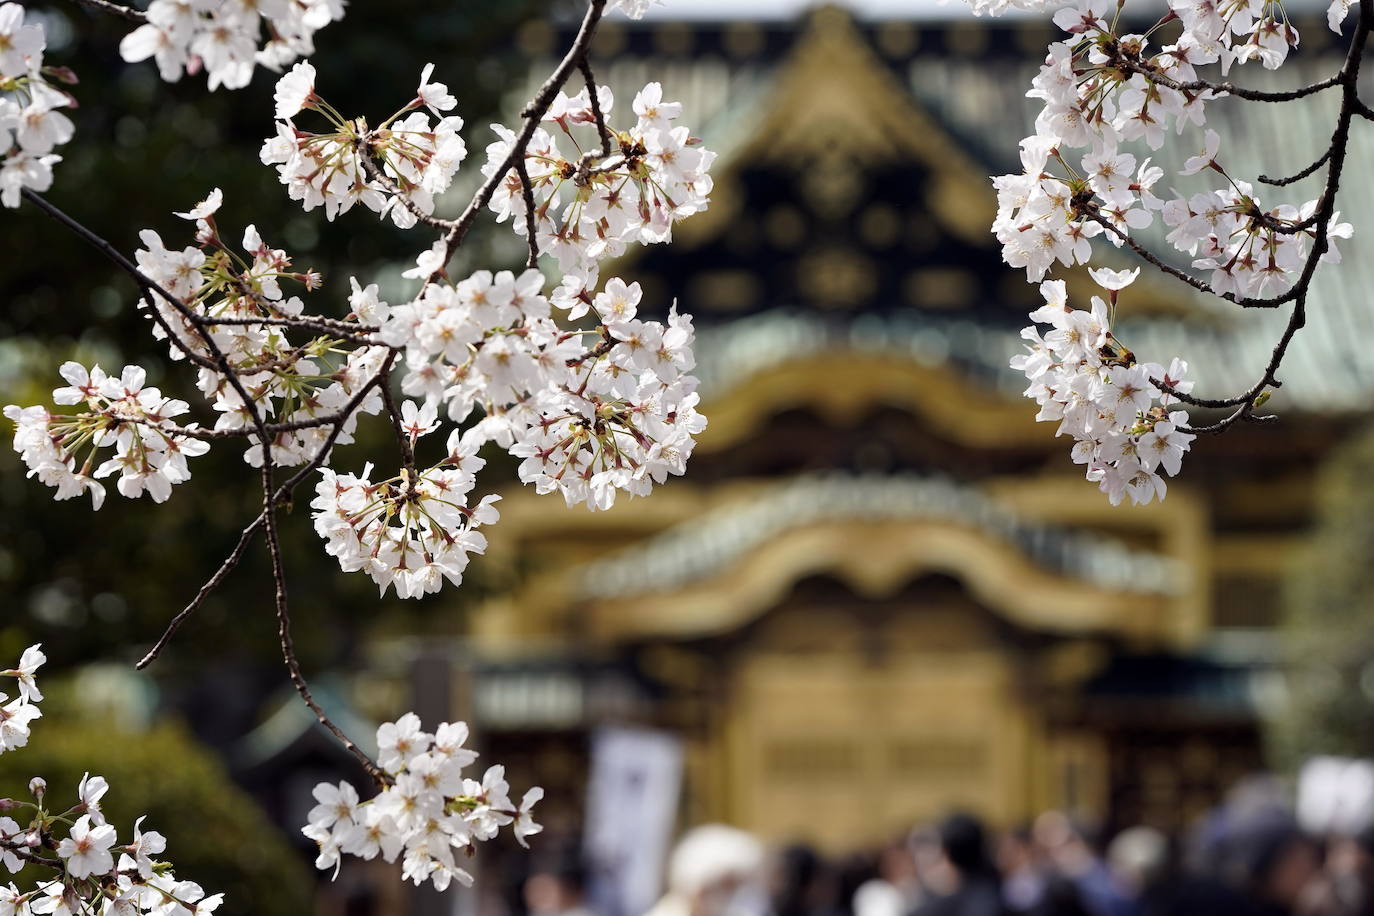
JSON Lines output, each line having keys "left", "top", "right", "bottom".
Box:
{"left": 0, "top": 716, "right": 312, "bottom": 916}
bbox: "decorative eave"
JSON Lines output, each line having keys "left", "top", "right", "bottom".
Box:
{"left": 474, "top": 472, "right": 1212, "bottom": 650}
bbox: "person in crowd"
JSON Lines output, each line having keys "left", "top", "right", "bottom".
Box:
{"left": 854, "top": 834, "right": 924, "bottom": 916}
{"left": 997, "top": 826, "right": 1046, "bottom": 916}
{"left": 1298, "top": 824, "right": 1374, "bottom": 916}
{"left": 1104, "top": 826, "right": 1168, "bottom": 916}
{"left": 645, "top": 824, "right": 768, "bottom": 916}
{"left": 1031, "top": 812, "right": 1131, "bottom": 916}
{"left": 1232, "top": 818, "right": 1322, "bottom": 916}
{"left": 910, "top": 812, "right": 1005, "bottom": 916}
{"left": 525, "top": 855, "right": 595, "bottom": 916}
{"left": 769, "top": 843, "right": 839, "bottom": 916}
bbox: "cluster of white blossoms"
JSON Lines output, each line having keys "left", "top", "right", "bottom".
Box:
{"left": 118, "top": 0, "right": 344, "bottom": 91}
{"left": 978, "top": 0, "right": 1363, "bottom": 502}
{"left": 136, "top": 189, "right": 388, "bottom": 468}
{"left": 261, "top": 61, "right": 467, "bottom": 228}
{"left": 311, "top": 433, "right": 500, "bottom": 598}
{"left": 968, "top": 0, "right": 1359, "bottom": 36}
{"left": 484, "top": 81, "right": 715, "bottom": 272}
{"left": 1, "top": 647, "right": 223, "bottom": 912}
{"left": 992, "top": 0, "right": 1352, "bottom": 297}
{"left": 4, "top": 364, "right": 209, "bottom": 510}
{"left": 0, "top": 645, "right": 43, "bottom": 755}
{"left": 378, "top": 269, "right": 705, "bottom": 513}
{"left": 303, "top": 715, "right": 542, "bottom": 891}
{"left": 0, "top": 3, "right": 75, "bottom": 209}
{"left": 1012, "top": 269, "right": 1197, "bottom": 505}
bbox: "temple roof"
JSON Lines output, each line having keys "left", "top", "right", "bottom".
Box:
{"left": 573, "top": 472, "right": 1183, "bottom": 600}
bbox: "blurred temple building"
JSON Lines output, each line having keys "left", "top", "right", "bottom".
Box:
{"left": 419, "top": 3, "right": 1374, "bottom": 855}
{"left": 248, "top": 3, "right": 1374, "bottom": 882}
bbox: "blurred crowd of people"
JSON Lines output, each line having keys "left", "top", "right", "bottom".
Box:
{"left": 517, "top": 781, "right": 1374, "bottom": 916}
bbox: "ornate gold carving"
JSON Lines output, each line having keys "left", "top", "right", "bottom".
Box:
{"left": 946, "top": 21, "right": 990, "bottom": 56}
{"left": 859, "top": 204, "right": 901, "bottom": 248}
{"left": 765, "top": 204, "right": 807, "bottom": 250}
{"left": 725, "top": 652, "right": 1043, "bottom": 848}
{"left": 659, "top": 6, "right": 996, "bottom": 252}
{"left": 687, "top": 270, "right": 763, "bottom": 312}
{"left": 802, "top": 150, "right": 866, "bottom": 218}
{"left": 905, "top": 267, "right": 978, "bottom": 309}
{"left": 724, "top": 21, "right": 766, "bottom": 58}
{"left": 653, "top": 21, "right": 694, "bottom": 56}
{"left": 796, "top": 247, "right": 878, "bottom": 308}
{"left": 877, "top": 21, "right": 921, "bottom": 58}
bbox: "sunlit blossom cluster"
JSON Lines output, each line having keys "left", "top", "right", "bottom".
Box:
{"left": 978, "top": 0, "right": 1364, "bottom": 503}
{"left": 303, "top": 715, "right": 542, "bottom": 891}
{"left": 4, "top": 364, "right": 209, "bottom": 509}
{"left": 968, "top": 0, "right": 1359, "bottom": 37}
{"left": 991, "top": 0, "right": 1355, "bottom": 293}
{"left": 1, "top": 647, "right": 223, "bottom": 913}
{"left": 134, "top": 189, "right": 388, "bottom": 468}
{"left": 0, "top": 3, "right": 74, "bottom": 209}
{"left": 1012, "top": 269, "right": 1197, "bottom": 505}
{"left": 261, "top": 61, "right": 468, "bottom": 228}
{"left": 10, "top": 8, "right": 711, "bottom": 613}
{"left": 119, "top": 0, "right": 344, "bottom": 91}
{"left": 482, "top": 81, "right": 715, "bottom": 272}
{"left": 311, "top": 434, "right": 499, "bottom": 598}
{"left": 383, "top": 269, "right": 705, "bottom": 510}
{"left": 6, "top": 0, "right": 698, "bottom": 893}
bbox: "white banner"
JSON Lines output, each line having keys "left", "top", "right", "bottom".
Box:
{"left": 584, "top": 727, "right": 685, "bottom": 916}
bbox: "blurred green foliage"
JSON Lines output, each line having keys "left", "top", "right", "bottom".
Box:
{"left": 1271, "top": 421, "right": 1374, "bottom": 767}
{"left": 0, "top": 707, "right": 312, "bottom": 915}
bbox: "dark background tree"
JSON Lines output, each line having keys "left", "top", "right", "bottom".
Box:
{"left": 1272, "top": 420, "right": 1374, "bottom": 767}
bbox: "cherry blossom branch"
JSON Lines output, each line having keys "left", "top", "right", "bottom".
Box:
{"left": 579, "top": 56, "right": 614, "bottom": 157}
{"left": 1138, "top": 2, "right": 1371, "bottom": 434}
{"left": 262, "top": 451, "right": 391, "bottom": 786}
{"left": 566, "top": 326, "right": 617, "bottom": 366}
{"left": 377, "top": 370, "right": 419, "bottom": 486}
{"left": 420, "top": 0, "right": 608, "bottom": 288}
{"left": 20, "top": 189, "right": 222, "bottom": 371}
{"left": 136, "top": 354, "right": 394, "bottom": 669}
{"left": 1116, "top": 57, "right": 1343, "bottom": 103}
{"left": 45, "top": 172, "right": 386, "bottom": 779}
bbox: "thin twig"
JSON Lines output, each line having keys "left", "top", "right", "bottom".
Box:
{"left": 1115, "top": 55, "right": 1342, "bottom": 103}
{"left": 513, "top": 154, "right": 541, "bottom": 269}
{"left": 579, "top": 55, "right": 614, "bottom": 157}
{"left": 262, "top": 455, "right": 390, "bottom": 786}
{"left": 378, "top": 370, "right": 418, "bottom": 486}
{"left": 136, "top": 516, "right": 264, "bottom": 669}
{"left": 566, "top": 326, "right": 616, "bottom": 366}
{"left": 356, "top": 143, "right": 459, "bottom": 231}
{"left": 1259, "top": 148, "right": 1331, "bottom": 187}
{"left": 69, "top": 0, "right": 147, "bottom": 22}
{"left": 136, "top": 356, "right": 393, "bottom": 667}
